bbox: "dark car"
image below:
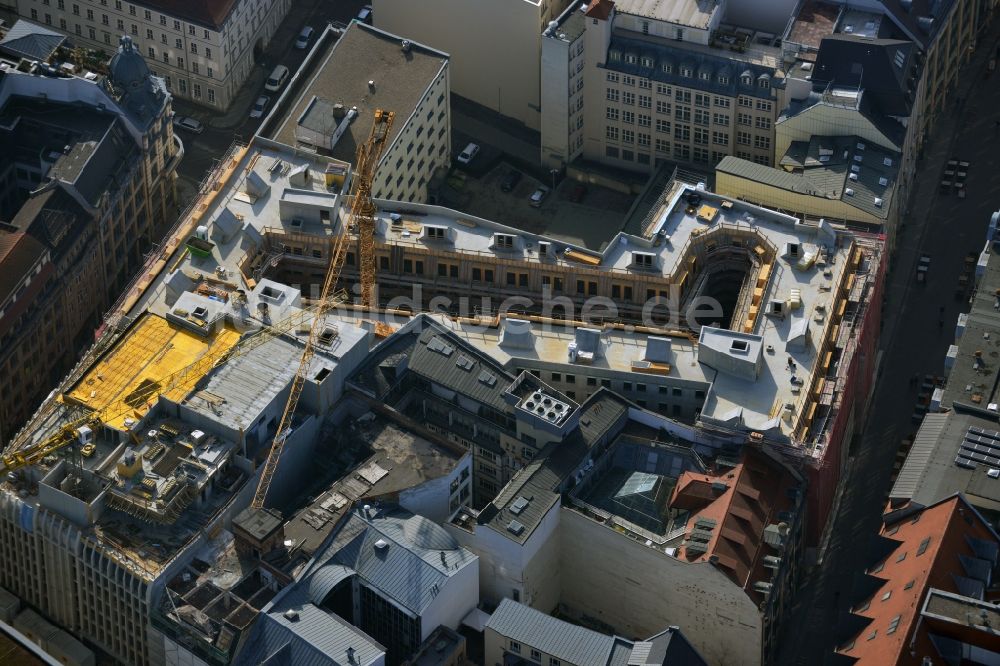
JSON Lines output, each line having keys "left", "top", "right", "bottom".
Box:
{"left": 500, "top": 169, "right": 522, "bottom": 192}
{"left": 568, "top": 183, "right": 588, "bottom": 202}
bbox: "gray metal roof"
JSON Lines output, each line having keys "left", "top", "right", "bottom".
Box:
{"left": 718, "top": 135, "right": 899, "bottom": 221}
{"left": 0, "top": 20, "right": 65, "bottom": 61}
{"left": 350, "top": 315, "right": 516, "bottom": 412}
{"left": 183, "top": 323, "right": 363, "bottom": 432}
{"left": 812, "top": 35, "right": 919, "bottom": 117}
{"left": 891, "top": 410, "right": 1000, "bottom": 514}
{"left": 236, "top": 588, "right": 384, "bottom": 666}
{"left": 879, "top": 0, "right": 953, "bottom": 48}
{"left": 0, "top": 95, "right": 139, "bottom": 210}
{"left": 605, "top": 32, "right": 778, "bottom": 102}
{"left": 940, "top": 251, "right": 1000, "bottom": 410}
{"left": 310, "top": 506, "right": 476, "bottom": 616}
{"left": 607, "top": 638, "right": 634, "bottom": 666}
{"left": 778, "top": 90, "right": 906, "bottom": 151}
{"left": 486, "top": 599, "right": 616, "bottom": 665}
{"left": 307, "top": 564, "right": 355, "bottom": 604}
{"left": 183, "top": 335, "right": 301, "bottom": 431}
{"left": 481, "top": 390, "right": 630, "bottom": 543}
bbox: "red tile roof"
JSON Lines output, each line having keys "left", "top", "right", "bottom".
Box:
{"left": 585, "top": 0, "right": 614, "bottom": 21}
{"left": 670, "top": 449, "right": 799, "bottom": 591}
{"left": 836, "top": 495, "right": 1000, "bottom": 665}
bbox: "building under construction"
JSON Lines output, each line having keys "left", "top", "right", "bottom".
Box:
{"left": 0, "top": 57, "right": 883, "bottom": 666}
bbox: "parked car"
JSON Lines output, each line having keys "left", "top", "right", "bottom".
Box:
{"left": 567, "top": 183, "right": 588, "bottom": 202}
{"left": 500, "top": 169, "right": 522, "bottom": 192}
{"left": 357, "top": 5, "right": 372, "bottom": 22}
{"left": 172, "top": 115, "right": 204, "bottom": 134}
{"left": 456, "top": 142, "right": 480, "bottom": 165}
{"left": 529, "top": 185, "right": 550, "bottom": 207}
{"left": 264, "top": 65, "right": 289, "bottom": 92}
{"left": 250, "top": 95, "right": 270, "bottom": 119}
{"left": 295, "top": 26, "right": 314, "bottom": 49}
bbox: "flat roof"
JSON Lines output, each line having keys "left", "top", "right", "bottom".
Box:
{"left": 940, "top": 247, "right": 1000, "bottom": 410}
{"left": 400, "top": 184, "right": 864, "bottom": 438}
{"left": 786, "top": 0, "right": 841, "bottom": 50}
{"left": 545, "top": 0, "right": 588, "bottom": 43}
{"left": 265, "top": 22, "right": 448, "bottom": 165}
{"left": 282, "top": 416, "right": 466, "bottom": 556}
{"left": 612, "top": 0, "right": 721, "bottom": 28}
{"left": 891, "top": 410, "right": 1000, "bottom": 514}
{"left": 720, "top": 135, "right": 900, "bottom": 221}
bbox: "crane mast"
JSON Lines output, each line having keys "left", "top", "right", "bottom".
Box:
{"left": 358, "top": 112, "right": 392, "bottom": 310}
{"left": 251, "top": 109, "right": 394, "bottom": 509}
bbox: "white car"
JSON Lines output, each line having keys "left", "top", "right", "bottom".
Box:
{"left": 294, "top": 26, "right": 314, "bottom": 49}
{"left": 172, "top": 116, "right": 204, "bottom": 134}
{"left": 529, "top": 185, "right": 550, "bottom": 207}
{"left": 456, "top": 143, "right": 480, "bottom": 165}
{"left": 357, "top": 5, "right": 372, "bottom": 22}
{"left": 250, "top": 95, "right": 270, "bottom": 119}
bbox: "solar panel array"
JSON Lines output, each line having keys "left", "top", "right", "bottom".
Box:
{"left": 955, "top": 426, "right": 1000, "bottom": 469}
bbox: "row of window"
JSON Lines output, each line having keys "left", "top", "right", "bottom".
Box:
{"left": 520, "top": 371, "right": 704, "bottom": 415}
{"left": 544, "top": 369, "right": 705, "bottom": 397}
{"left": 40, "top": 0, "right": 215, "bottom": 39}
{"left": 509, "top": 641, "right": 560, "bottom": 665}
{"left": 606, "top": 123, "right": 764, "bottom": 149}
{"left": 606, "top": 144, "right": 758, "bottom": 166}
{"left": 607, "top": 88, "right": 769, "bottom": 118}
{"left": 151, "top": 69, "right": 216, "bottom": 102}
{"left": 605, "top": 59, "right": 773, "bottom": 90}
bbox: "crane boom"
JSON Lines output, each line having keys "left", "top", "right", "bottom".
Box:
{"left": 251, "top": 109, "right": 395, "bottom": 509}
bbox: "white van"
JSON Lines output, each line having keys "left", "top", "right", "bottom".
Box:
{"left": 264, "top": 65, "right": 289, "bottom": 92}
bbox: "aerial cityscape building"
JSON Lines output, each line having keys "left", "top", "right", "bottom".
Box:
{"left": 0, "top": 0, "right": 997, "bottom": 665}
{"left": 0, "top": 29, "right": 180, "bottom": 446}
{"left": 10, "top": 0, "right": 292, "bottom": 109}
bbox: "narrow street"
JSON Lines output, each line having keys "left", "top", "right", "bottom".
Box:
{"left": 775, "top": 18, "right": 1000, "bottom": 665}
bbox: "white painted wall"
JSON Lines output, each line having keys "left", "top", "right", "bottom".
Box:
{"left": 373, "top": 0, "right": 568, "bottom": 130}
{"left": 399, "top": 454, "right": 471, "bottom": 524}
{"left": 446, "top": 499, "right": 560, "bottom": 608}
{"left": 373, "top": 66, "right": 451, "bottom": 203}
{"left": 559, "top": 507, "right": 761, "bottom": 666}
{"left": 418, "top": 557, "right": 479, "bottom": 642}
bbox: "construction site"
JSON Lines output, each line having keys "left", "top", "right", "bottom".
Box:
{"left": 0, "top": 100, "right": 396, "bottom": 664}
{"left": 0, "top": 71, "right": 885, "bottom": 662}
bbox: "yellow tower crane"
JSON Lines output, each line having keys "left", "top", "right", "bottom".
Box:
{"left": 250, "top": 109, "right": 394, "bottom": 510}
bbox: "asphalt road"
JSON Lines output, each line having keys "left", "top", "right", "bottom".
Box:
{"left": 169, "top": 0, "right": 370, "bottom": 198}
{"left": 774, "top": 18, "right": 1000, "bottom": 665}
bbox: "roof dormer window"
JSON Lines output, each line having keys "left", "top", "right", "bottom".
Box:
{"left": 632, "top": 251, "right": 656, "bottom": 269}
{"left": 494, "top": 233, "right": 516, "bottom": 250}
